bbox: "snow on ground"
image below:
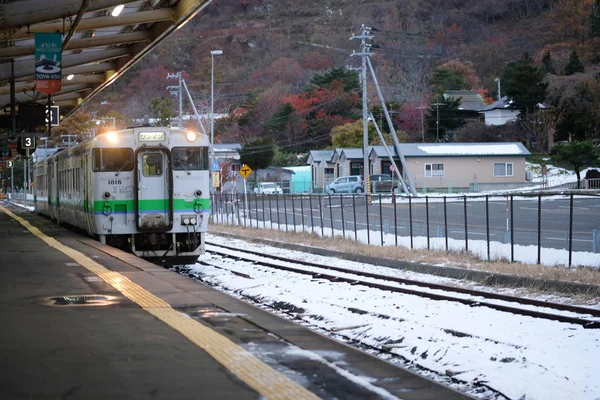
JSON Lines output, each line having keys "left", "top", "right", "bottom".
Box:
{"left": 196, "top": 235, "right": 600, "bottom": 400}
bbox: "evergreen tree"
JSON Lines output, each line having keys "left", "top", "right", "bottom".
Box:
{"left": 540, "top": 52, "right": 556, "bottom": 75}
{"left": 501, "top": 53, "right": 548, "bottom": 113}
{"left": 309, "top": 67, "right": 359, "bottom": 92}
{"left": 564, "top": 51, "right": 585, "bottom": 75}
{"left": 425, "top": 96, "right": 464, "bottom": 142}
{"left": 429, "top": 67, "right": 469, "bottom": 94}
{"left": 592, "top": 0, "right": 600, "bottom": 37}
{"left": 551, "top": 141, "right": 600, "bottom": 188}
{"left": 239, "top": 137, "right": 275, "bottom": 172}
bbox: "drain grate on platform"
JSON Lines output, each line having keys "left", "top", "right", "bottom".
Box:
{"left": 47, "top": 295, "right": 117, "bottom": 306}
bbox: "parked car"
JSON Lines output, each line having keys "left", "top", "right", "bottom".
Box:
{"left": 368, "top": 174, "right": 400, "bottom": 193}
{"left": 253, "top": 182, "right": 283, "bottom": 194}
{"left": 325, "top": 175, "right": 363, "bottom": 194}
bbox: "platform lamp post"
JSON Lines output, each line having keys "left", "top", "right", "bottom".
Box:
{"left": 210, "top": 50, "right": 223, "bottom": 192}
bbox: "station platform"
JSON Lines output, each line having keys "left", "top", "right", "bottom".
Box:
{"left": 0, "top": 201, "right": 471, "bottom": 400}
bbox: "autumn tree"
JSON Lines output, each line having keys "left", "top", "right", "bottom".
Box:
{"left": 436, "top": 59, "right": 481, "bottom": 89}
{"left": 53, "top": 112, "right": 96, "bottom": 142}
{"left": 551, "top": 141, "right": 600, "bottom": 187}
{"left": 563, "top": 50, "right": 585, "bottom": 75}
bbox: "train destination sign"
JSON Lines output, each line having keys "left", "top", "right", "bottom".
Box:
{"left": 138, "top": 131, "right": 165, "bottom": 142}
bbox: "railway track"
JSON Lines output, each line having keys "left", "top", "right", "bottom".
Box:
{"left": 203, "top": 241, "right": 600, "bottom": 329}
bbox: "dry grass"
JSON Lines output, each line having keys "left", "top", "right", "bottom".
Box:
{"left": 209, "top": 224, "right": 600, "bottom": 289}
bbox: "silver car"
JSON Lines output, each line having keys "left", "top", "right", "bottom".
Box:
{"left": 325, "top": 175, "right": 363, "bottom": 194}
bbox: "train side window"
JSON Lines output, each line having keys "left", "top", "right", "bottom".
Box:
{"left": 142, "top": 153, "right": 163, "bottom": 177}
{"left": 172, "top": 147, "right": 208, "bottom": 171}
{"left": 93, "top": 148, "right": 134, "bottom": 172}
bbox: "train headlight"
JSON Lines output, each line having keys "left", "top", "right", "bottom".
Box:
{"left": 194, "top": 190, "right": 202, "bottom": 198}
{"left": 107, "top": 131, "right": 118, "bottom": 143}
{"left": 186, "top": 131, "right": 197, "bottom": 142}
{"left": 183, "top": 217, "right": 190, "bottom": 225}
{"left": 190, "top": 218, "right": 196, "bottom": 225}
{"left": 103, "top": 191, "right": 111, "bottom": 199}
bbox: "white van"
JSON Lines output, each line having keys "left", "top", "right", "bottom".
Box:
{"left": 253, "top": 182, "right": 283, "bottom": 194}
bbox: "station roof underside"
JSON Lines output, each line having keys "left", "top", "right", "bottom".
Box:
{"left": 0, "top": 0, "right": 211, "bottom": 144}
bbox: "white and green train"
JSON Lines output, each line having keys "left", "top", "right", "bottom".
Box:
{"left": 33, "top": 127, "right": 211, "bottom": 265}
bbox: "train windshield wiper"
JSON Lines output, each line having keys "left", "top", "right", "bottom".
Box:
{"left": 176, "top": 156, "right": 191, "bottom": 175}
{"left": 115, "top": 160, "right": 130, "bottom": 176}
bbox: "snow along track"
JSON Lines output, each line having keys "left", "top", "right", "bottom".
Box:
{"left": 204, "top": 241, "right": 600, "bottom": 328}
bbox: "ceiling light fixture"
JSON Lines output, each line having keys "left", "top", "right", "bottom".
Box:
{"left": 66, "top": 74, "right": 74, "bottom": 80}
{"left": 111, "top": 4, "right": 124, "bottom": 17}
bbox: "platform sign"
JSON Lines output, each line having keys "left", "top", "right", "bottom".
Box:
{"left": 46, "top": 105, "right": 59, "bottom": 126}
{"left": 211, "top": 159, "right": 221, "bottom": 171}
{"left": 22, "top": 136, "right": 35, "bottom": 149}
{"left": 7, "top": 160, "right": 14, "bottom": 168}
{"left": 239, "top": 164, "right": 252, "bottom": 179}
{"left": 212, "top": 171, "right": 220, "bottom": 187}
{"left": 35, "top": 33, "right": 62, "bottom": 94}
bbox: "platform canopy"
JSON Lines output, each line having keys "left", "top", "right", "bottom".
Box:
{"left": 0, "top": 0, "right": 211, "bottom": 144}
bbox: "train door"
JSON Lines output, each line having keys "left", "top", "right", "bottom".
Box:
{"left": 135, "top": 148, "right": 173, "bottom": 231}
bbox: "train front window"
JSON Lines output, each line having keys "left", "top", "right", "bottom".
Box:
{"left": 172, "top": 147, "right": 208, "bottom": 171}
{"left": 93, "top": 148, "right": 134, "bottom": 172}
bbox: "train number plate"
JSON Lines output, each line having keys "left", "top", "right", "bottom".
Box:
{"left": 138, "top": 131, "right": 165, "bottom": 141}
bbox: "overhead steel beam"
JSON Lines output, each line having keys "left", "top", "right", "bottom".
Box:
{"left": 0, "top": 74, "right": 104, "bottom": 95}
{"left": 0, "top": 32, "right": 150, "bottom": 59}
{"left": 62, "top": 0, "right": 90, "bottom": 51}
{"left": 0, "top": 0, "right": 139, "bottom": 31}
{"left": 11, "top": 62, "right": 116, "bottom": 83}
{"left": 0, "top": 48, "right": 130, "bottom": 82}
{"left": 3, "top": 9, "right": 172, "bottom": 41}
{"left": 0, "top": 84, "right": 92, "bottom": 104}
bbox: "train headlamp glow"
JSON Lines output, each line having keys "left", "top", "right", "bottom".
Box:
{"left": 190, "top": 218, "right": 197, "bottom": 225}
{"left": 183, "top": 218, "right": 190, "bottom": 225}
{"left": 107, "top": 131, "right": 118, "bottom": 143}
{"left": 186, "top": 131, "right": 197, "bottom": 142}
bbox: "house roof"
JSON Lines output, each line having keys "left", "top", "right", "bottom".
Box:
{"left": 444, "top": 90, "right": 486, "bottom": 111}
{"left": 214, "top": 143, "right": 241, "bottom": 152}
{"left": 339, "top": 148, "right": 365, "bottom": 160}
{"left": 478, "top": 96, "right": 551, "bottom": 112}
{"left": 308, "top": 150, "right": 334, "bottom": 163}
{"left": 369, "top": 146, "right": 399, "bottom": 158}
{"left": 397, "top": 142, "right": 531, "bottom": 157}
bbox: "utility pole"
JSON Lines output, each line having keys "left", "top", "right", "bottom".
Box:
{"left": 494, "top": 77, "right": 501, "bottom": 101}
{"left": 350, "top": 24, "right": 373, "bottom": 193}
{"left": 432, "top": 96, "right": 445, "bottom": 142}
{"left": 416, "top": 103, "right": 426, "bottom": 143}
{"left": 166, "top": 72, "right": 183, "bottom": 127}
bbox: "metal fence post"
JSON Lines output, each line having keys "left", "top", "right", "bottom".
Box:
{"left": 291, "top": 194, "right": 296, "bottom": 232}
{"left": 353, "top": 194, "right": 357, "bottom": 241}
{"left": 328, "top": 194, "right": 334, "bottom": 237}
{"left": 340, "top": 195, "right": 345, "bottom": 238}
{"left": 569, "top": 193, "right": 574, "bottom": 267}
{"left": 463, "top": 195, "right": 468, "bottom": 253}
{"left": 283, "top": 194, "right": 288, "bottom": 232}
{"left": 426, "top": 196, "right": 430, "bottom": 250}
{"left": 593, "top": 230, "right": 600, "bottom": 253}
{"left": 510, "top": 195, "right": 514, "bottom": 263}
{"left": 309, "top": 194, "right": 314, "bottom": 234}
{"left": 269, "top": 194, "right": 273, "bottom": 230}
{"left": 409, "top": 196, "right": 413, "bottom": 249}
{"left": 319, "top": 195, "right": 324, "bottom": 237}
{"left": 486, "top": 195, "right": 490, "bottom": 261}
{"left": 300, "top": 194, "right": 305, "bottom": 233}
{"left": 365, "top": 194, "right": 371, "bottom": 245}
{"left": 444, "top": 196, "right": 448, "bottom": 251}
{"left": 537, "top": 194, "right": 542, "bottom": 265}
{"left": 393, "top": 194, "right": 398, "bottom": 247}
{"left": 379, "top": 194, "right": 384, "bottom": 246}
{"left": 276, "top": 194, "right": 280, "bottom": 228}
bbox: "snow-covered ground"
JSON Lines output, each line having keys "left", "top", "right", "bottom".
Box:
{"left": 195, "top": 235, "right": 600, "bottom": 400}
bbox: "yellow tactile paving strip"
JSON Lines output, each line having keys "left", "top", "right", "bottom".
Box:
{"left": 0, "top": 205, "right": 320, "bottom": 400}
